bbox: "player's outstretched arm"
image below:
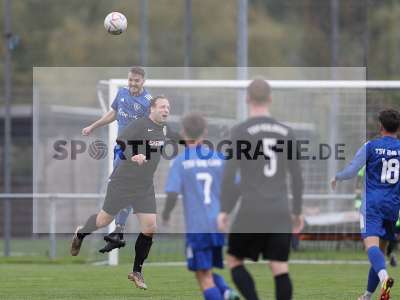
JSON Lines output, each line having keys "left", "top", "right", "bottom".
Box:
{"left": 82, "top": 110, "right": 117, "bottom": 136}
{"left": 334, "top": 143, "right": 367, "bottom": 184}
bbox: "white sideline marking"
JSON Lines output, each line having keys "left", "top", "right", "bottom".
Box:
{"left": 93, "top": 259, "right": 371, "bottom": 267}
{"left": 290, "top": 259, "right": 369, "bottom": 265}
{"left": 145, "top": 259, "right": 371, "bottom": 266}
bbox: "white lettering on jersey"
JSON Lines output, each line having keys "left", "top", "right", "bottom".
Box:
{"left": 182, "top": 159, "right": 223, "bottom": 170}
{"left": 148, "top": 140, "right": 165, "bottom": 147}
{"left": 118, "top": 108, "right": 128, "bottom": 118}
{"left": 247, "top": 123, "right": 288, "bottom": 136}
{"left": 375, "top": 148, "right": 386, "bottom": 155}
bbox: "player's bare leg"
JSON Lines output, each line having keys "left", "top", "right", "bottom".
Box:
{"left": 136, "top": 213, "right": 157, "bottom": 235}
{"left": 194, "top": 270, "right": 240, "bottom": 300}
{"left": 70, "top": 210, "right": 113, "bottom": 256}
{"left": 195, "top": 270, "right": 215, "bottom": 290}
{"left": 128, "top": 213, "right": 157, "bottom": 290}
{"left": 195, "top": 270, "right": 222, "bottom": 300}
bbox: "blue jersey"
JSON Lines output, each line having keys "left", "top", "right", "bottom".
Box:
{"left": 336, "top": 136, "right": 400, "bottom": 221}
{"left": 165, "top": 145, "right": 225, "bottom": 250}
{"left": 111, "top": 87, "right": 152, "bottom": 135}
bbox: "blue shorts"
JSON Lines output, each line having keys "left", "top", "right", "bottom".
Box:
{"left": 186, "top": 246, "right": 224, "bottom": 271}
{"left": 360, "top": 212, "right": 396, "bottom": 241}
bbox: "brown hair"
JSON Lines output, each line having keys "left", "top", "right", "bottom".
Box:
{"left": 129, "top": 66, "right": 145, "bottom": 78}
{"left": 182, "top": 113, "right": 207, "bottom": 140}
{"left": 247, "top": 78, "right": 271, "bottom": 104}
{"left": 150, "top": 95, "right": 168, "bottom": 107}
{"left": 379, "top": 109, "right": 400, "bottom": 133}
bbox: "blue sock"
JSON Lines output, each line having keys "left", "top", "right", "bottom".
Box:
{"left": 367, "top": 267, "right": 380, "bottom": 293}
{"left": 203, "top": 287, "right": 223, "bottom": 300}
{"left": 213, "top": 273, "right": 229, "bottom": 295}
{"left": 115, "top": 207, "right": 132, "bottom": 226}
{"left": 367, "top": 246, "right": 386, "bottom": 274}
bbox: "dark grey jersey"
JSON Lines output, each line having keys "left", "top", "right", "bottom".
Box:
{"left": 221, "top": 116, "right": 303, "bottom": 222}
{"left": 111, "top": 117, "right": 179, "bottom": 186}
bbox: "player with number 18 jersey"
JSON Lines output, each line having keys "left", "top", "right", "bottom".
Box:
{"left": 334, "top": 109, "right": 400, "bottom": 300}
{"left": 335, "top": 136, "right": 400, "bottom": 238}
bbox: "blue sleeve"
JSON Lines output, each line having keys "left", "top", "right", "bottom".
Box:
{"left": 111, "top": 89, "right": 120, "bottom": 111}
{"left": 335, "top": 143, "right": 368, "bottom": 181}
{"left": 165, "top": 157, "right": 183, "bottom": 194}
{"left": 145, "top": 91, "right": 152, "bottom": 116}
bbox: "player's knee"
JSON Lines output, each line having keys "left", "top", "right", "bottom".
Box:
{"left": 195, "top": 270, "right": 214, "bottom": 290}
{"left": 269, "top": 261, "right": 289, "bottom": 276}
{"left": 96, "top": 211, "right": 113, "bottom": 228}
{"left": 364, "top": 236, "right": 380, "bottom": 251}
{"left": 226, "top": 254, "right": 243, "bottom": 269}
{"left": 142, "top": 222, "right": 157, "bottom": 235}
{"left": 95, "top": 218, "right": 108, "bottom": 228}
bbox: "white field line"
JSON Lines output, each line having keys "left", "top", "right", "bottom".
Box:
{"left": 93, "top": 259, "right": 371, "bottom": 267}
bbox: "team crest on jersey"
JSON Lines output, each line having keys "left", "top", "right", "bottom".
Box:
{"left": 163, "top": 125, "right": 167, "bottom": 136}
{"left": 134, "top": 103, "right": 141, "bottom": 111}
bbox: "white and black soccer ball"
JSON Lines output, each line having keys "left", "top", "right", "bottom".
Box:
{"left": 104, "top": 12, "right": 127, "bottom": 35}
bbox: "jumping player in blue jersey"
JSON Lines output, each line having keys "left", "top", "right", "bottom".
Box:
{"left": 162, "top": 113, "right": 240, "bottom": 300}
{"left": 331, "top": 109, "right": 400, "bottom": 300}
{"left": 81, "top": 66, "right": 152, "bottom": 252}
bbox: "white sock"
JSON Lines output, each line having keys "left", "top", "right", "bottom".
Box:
{"left": 223, "top": 290, "right": 230, "bottom": 300}
{"left": 378, "top": 269, "right": 389, "bottom": 284}
{"left": 363, "top": 291, "right": 372, "bottom": 299}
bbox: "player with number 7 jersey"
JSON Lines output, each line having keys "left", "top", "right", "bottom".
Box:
{"left": 332, "top": 109, "right": 400, "bottom": 300}
{"left": 163, "top": 113, "right": 241, "bottom": 300}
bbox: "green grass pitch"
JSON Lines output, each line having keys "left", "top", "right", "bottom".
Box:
{"left": 1, "top": 262, "right": 400, "bottom": 299}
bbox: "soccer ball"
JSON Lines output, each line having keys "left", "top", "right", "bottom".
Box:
{"left": 104, "top": 12, "right": 127, "bottom": 35}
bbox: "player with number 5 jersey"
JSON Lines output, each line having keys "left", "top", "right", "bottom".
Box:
{"left": 332, "top": 109, "right": 400, "bottom": 300}
{"left": 218, "top": 79, "right": 304, "bottom": 300}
